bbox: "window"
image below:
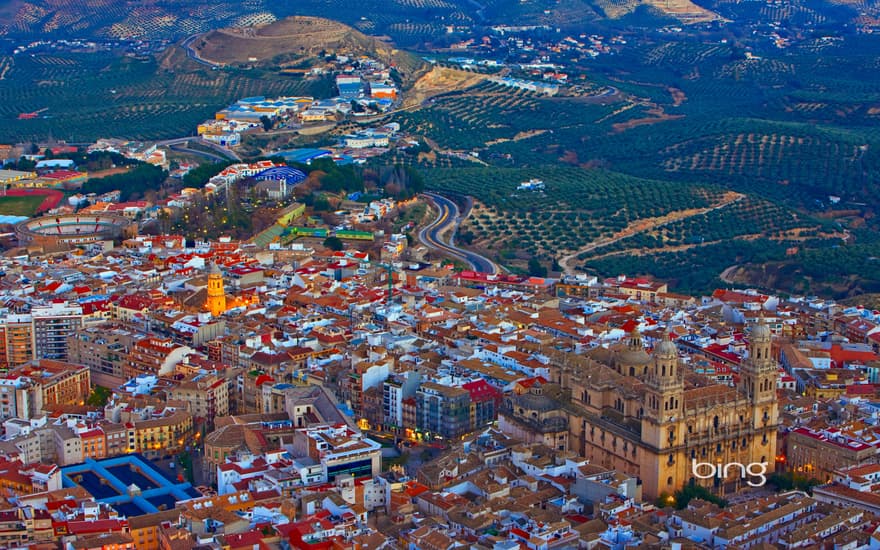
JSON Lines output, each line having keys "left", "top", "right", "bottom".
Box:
{"left": 667, "top": 476, "right": 673, "bottom": 486}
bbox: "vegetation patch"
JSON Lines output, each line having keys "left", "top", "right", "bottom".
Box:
{"left": 0, "top": 194, "right": 46, "bottom": 217}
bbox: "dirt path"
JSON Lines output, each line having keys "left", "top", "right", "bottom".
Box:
{"left": 558, "top": 191, "right": 744, "bottom": 274}
{"left": 719, "top": 264, "right": 739, "bottom": 284}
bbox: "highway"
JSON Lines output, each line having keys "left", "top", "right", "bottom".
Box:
{"left": 180, "top": 33, "right": 219, "bottom": 68}
{"left": 156, "top": 137, "right": 242, "bottom": 162}
{"left": 418, "top": 192, "right": 497, "bottom": 274}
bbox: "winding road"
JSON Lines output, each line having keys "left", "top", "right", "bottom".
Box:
{"left": 156, "top": 137, "right": 242, "bottom": 162}
{"left": 181, "top": 33, "right": 220, "bottom": 68}
{"left": 418, "top": 192, "right": 497, "bottom": 274}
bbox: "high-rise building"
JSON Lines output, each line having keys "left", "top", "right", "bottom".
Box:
{"left": 0, "top": 303, "right": 85, "bottom": 367}
{"left": 31, "top": 303, "right": 83, "bottom": 361}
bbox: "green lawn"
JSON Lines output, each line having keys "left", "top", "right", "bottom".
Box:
{"left": 0, "top": 195, "right": 45, "bottom": 217}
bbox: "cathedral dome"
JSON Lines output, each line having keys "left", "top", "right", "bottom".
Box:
{"left": 617, "top": 328, "right": 650, "bottom": 367}
{"left": 655, "top": 333, "right": 677, "bottom": 359}
{"left": 617, "top": 348, "right": 651, "bottom": 367}
{"left": 514, "top": 387, "right": 557, "bottom": 412}
{"left": 751, "top": 318, "right": 771, "bottom": 342}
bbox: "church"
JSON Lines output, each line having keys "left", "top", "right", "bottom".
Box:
{"left": 205, "top": 261, "right": 227, "bottom": 316}
{"left": 547, "top": 319, "right": 778, "bottom": 501}
{"left": 173, "top": 261, "right": 259, "bottom": 316}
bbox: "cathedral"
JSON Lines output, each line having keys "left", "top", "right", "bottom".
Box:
{"left": 551, "top": 319, "right": 779, "bottom": 501}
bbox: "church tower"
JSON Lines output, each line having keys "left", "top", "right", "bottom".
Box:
{"left": 641, "top": 332, "right": 686, "bottom": 497}
{"left": 740, "top": 318, "right": 777, "bottom": 406}
{"left": 740, "top": 317, "right": 779, "bottom": 470}
{"left": 642, "top": 333, "right": 684, "bottom": 449}
{"left": 205, "top": 262, "right": 227, "bottom": 317}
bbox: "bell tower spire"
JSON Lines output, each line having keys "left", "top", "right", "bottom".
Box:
{"left": 205, "top": 261, "right": 227, "bottom": 316}
{"left": 642, "top": 332, "right": 684, "bottom": 448}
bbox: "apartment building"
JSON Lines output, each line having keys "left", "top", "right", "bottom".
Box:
{"left": 416, "top": 382, "right": 471, "bottom": 440}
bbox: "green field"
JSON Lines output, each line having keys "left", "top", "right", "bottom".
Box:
{"left": 0, "top": 49, "right": 335, "bottom": 142}
{"left": 0, "top": 0, "right": 484, "bottom": 48}
{"left": 377, "top": 28, "right": 880, "bottom": 298}
{"left": 4, "top": 0, "right": 880, "bottom": 298}
{"left": 0, "top": 195, "right": 45, "bottom": 217}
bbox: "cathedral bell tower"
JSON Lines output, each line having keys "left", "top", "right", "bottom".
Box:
{"left": 735, "top": 317, "right": 779, "bottom": 479}
{"left": 741, "top": 317, "right": 779, "bottom": 440}
{"left": 642, "top": 333, "right": 684, "bottom": 451}
{"left": 205, "top": 262, "right": 227, "bottom": 317}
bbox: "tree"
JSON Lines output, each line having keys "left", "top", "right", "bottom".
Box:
{"left": 86, "top": 385, "right": 113, "bottom": 407}
{"left": 768, "top": 472, "right": 821, "bottom": 494}
{"left": 528, "top": 257, "right": 548, "bottom": 278}
{"left": 260, "top": 115, "right": 274, "bottom": 132}
{"left": 83, "top": 163, "right": 167, "bottom": 201}
{"left": 323, "top": 236, "right": 344, "bottom": 251}
{"left": 183, "top": 161, "right": 233, "bottom": 188}
{"left": 313, "top": 194, "right": 331, "bottom": 211}
{"left": 671, "top": 482, "right": 728, "bottom": 509}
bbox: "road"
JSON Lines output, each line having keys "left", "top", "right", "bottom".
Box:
{"left": 157, "top": 136, "right": 242, "bottom": 162}
{"left": 181, "top": 33, "right": 219, "bottom": 68}
{"left": 418, "top": 192, "right": 497, "bottom": 274}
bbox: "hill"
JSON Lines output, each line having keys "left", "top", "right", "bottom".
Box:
{"left": 0, "top": 48, "right": 336, "bottom": 142}
{"left": 191, "top": 16, "right": 428, "bottom": 85}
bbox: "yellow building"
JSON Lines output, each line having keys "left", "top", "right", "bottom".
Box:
{"left": 205, "top": 263, "right": 227, "bottom": 317}
{"left": 129, "top": 509, "right": 180, "bottom": 550}
{"left": 553, "top": 319, "right": 779, "bottom": 501}
{"left": 134, "top": 408, "right": 193, "bottom": 458}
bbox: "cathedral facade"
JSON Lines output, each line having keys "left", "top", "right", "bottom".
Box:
{"left": 552, "top": 320, "right": 779, "bottom": 501}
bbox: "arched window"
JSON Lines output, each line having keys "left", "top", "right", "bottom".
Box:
{"left": 667, "top": 476, "right": 673, "bottom": 485}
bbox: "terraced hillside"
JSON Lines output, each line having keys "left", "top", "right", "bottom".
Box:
{"left": 0, "top": 48, "right": 334, "bottom": 141}
{"left": 389, "top": 31, "right": 880, "bottom": 297}
{"left": 192, "top": 17, "right": 427, "bottom": 83}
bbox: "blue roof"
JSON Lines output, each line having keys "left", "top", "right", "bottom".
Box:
{"left": 0, "top": 215, "right": 29, "bottom": 225}
{"left": 273, "top": 148, "right": 332, "bottom": 164}
{"left": 255, "top": 166, "right": 307, "bottom": 183}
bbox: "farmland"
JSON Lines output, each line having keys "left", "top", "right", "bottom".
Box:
{"left": 3, "top": 0, "right": 880, "bottom": 296}
{"left": 192, "top": 17, "right": 427, "bottom": 82}
{"left": 0, "top": 48, "right": 334, "bottom": 142}
{"left": 387, "top": 29, "right": 880, "bottom": 296}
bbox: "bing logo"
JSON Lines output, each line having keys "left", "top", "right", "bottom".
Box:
{"left": 691, "top": 459, "right": 768, "bottom": 487}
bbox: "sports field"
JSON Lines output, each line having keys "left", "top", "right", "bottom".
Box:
{"left": 0, "top": 195, "right": 46, "bottom": 217}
